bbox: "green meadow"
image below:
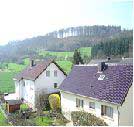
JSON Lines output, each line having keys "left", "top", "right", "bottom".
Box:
{"left": 38, "top": 50, "right": 74, "bottom": 58}
{"left": 0, "top": 72, "right": 16, "bottom": 93}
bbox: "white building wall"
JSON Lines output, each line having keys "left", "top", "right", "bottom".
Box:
{"left": 15, "top": 80, "right": 20, "bottom": 99}
{"left": 15, "top": 79, "right": 35, "bottom": 109}
{"left": 35, "top": 63, "right": 66, "bottom": 92}
{"left": 23, "top": 79, "right": 35, "bottom": 109}
{"left": 118, "top": 85, "right": 133, "bottom": 126}
{"left": 60, "top": 91, "right": 118, "bottom": 126}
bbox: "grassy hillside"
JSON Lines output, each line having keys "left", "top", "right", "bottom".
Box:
{"left": 8, "top": 63, "right": 26, "bottom": 72}
{"left": 56, "top": 61, "right": 73, "bottom": 74}
{"left": 0, "top": 72, "right": 16, "bottom": 93}
{"left": 38, "top": 50, "right": 74, "bottom": 58}
{"left": 79, "top": 47, "right": 91, "bottom": 57}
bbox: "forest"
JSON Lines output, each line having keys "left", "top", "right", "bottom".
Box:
{"left": 0, "top": 25, "right": 132, "bottom": 63}
{"left": 91, "top": 30, "right": 133, "bottom": 58}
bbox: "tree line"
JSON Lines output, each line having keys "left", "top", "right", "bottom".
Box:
{"left": 91, "top": 31, "right": 133, "bottom": 58}
{"left": 46, "top": 25, "right": 121, "bottom": 38}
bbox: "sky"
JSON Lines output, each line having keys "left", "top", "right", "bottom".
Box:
{"left": 0, "top": 0, "right": 133, "bottom": 45}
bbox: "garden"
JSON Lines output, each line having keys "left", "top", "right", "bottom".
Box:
{"left": 0, "top": 93, "right": 69, "bottom": 126}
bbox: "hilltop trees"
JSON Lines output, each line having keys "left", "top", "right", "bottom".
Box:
{"left": 91, "top": 32, "right": 133, "bottom": 58}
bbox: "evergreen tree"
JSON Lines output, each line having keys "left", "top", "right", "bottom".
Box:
{"left": 73, "top": 49, "right": 84, "bottom": 64}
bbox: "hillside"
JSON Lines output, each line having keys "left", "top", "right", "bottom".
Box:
{"left": 0, "top": 25, "right": 132, "bottom": 63}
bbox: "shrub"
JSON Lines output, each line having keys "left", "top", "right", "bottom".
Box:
{"left": 71, "top": 111, "right": 107, "bottom": 126}
{"left": 48, "top": 94, "right": 60, "bottom": 111}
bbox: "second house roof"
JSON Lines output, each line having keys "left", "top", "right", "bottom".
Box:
{"left": 14, "top": 59, "right": 66, "bottom": 80}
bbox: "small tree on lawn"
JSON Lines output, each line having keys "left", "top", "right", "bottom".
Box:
{"left": 73, "top": 49, "right": 84, "bottom": 64}
{"left": 48, "top": 94, "right": 60, "bottom": 112}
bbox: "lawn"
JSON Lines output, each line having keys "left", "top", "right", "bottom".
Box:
{"left": 35, "top": 116, "right": 53, "bottom": 126}
{"left": 0, "top": 72, "right": 16, "bottom": 93}
{"left": 56, "top": 60, "right": 73, "bottom": 74}
{"left": 0, "top": 108, "right": 10, "bottom": 126}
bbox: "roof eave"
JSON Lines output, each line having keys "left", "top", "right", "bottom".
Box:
{"left": 59, "top": 89, "right": 121, "bottom": 106}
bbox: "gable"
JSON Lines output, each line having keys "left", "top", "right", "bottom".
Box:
{"left": 35, "top": 62, "right": 66, "bottom": 80}
{"left": 14, "top": 60, "right": 66, "bottom": 81}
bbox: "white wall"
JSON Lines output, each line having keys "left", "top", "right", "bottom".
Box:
{"left": 23, "top": 79, "right": 35, "bottom": 108}
{"left": 15, "top": 79, "right": 35, "bottom": 108}
{"left": 118, "top": 85, "right": 133, "bottom": 126}
{"left": 35, "top": 63, "right": 66, "bottom": 93}
{"left": 15, "top": 80, "right": 20, "bottom": 99}
{"left": 60, "top": 91, "right": 119, "bottom": 126}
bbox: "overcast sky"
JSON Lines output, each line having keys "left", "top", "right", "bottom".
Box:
{"left": 0, "top": 0, "right": 132, "bottom": 45}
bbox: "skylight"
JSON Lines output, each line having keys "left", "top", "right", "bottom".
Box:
{"left": 98, "top": 75, "right": 105, "bottom": 80}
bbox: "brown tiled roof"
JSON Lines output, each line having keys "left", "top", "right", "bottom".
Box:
{"left": 14, "top": 59, "right": 66, "bottom": 80}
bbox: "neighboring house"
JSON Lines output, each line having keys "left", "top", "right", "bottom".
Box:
{"left": 89, "top": 57, "right": 133, "bottom": 64}
{"left": 13, "top": 59, "right": 66, "bottom": 109}
{"left": 59, "top": 62, "right": 133, "bottom": 126}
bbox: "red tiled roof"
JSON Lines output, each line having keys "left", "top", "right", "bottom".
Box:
{"left": 14, "top": 59, "right": 66, "bottom": 80}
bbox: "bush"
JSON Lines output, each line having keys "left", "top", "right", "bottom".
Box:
{"left": 48, "top": 94, "right": 60, "bottom": 111}
{"left": 71, "top": 111, "right": 107, "bottom": 126}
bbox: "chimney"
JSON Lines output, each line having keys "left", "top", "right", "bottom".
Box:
{"left": 107, "top": 57, "right": 111, "bottom": 61}
{"left": 98, "top": 62, "right": 107, "bottom": 72}
{"left": 31, "top": 60, "right": 34, "bottom": 67}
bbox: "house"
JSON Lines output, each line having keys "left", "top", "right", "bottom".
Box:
{"left": 89, "top": 57, "right": 133, "bottom": 64}
{"left": 59, "top": 62, "right": 133, "bottom": 126}
{"left": 13, "top": 59, "right": 66, "bottom": 109}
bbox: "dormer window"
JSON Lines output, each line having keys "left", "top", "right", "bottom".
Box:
{"left": 98, "top": 75, "right": 105, "bottom": 80}
{"left": 46, "top": 70, "right": 50, "bottom": 77}
{"left": 54, "top": 70, "right": 57, "bottom": 77}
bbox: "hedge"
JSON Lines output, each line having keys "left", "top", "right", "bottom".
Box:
{"left": 71, "top": 111, "right": 108, "bottom": 126}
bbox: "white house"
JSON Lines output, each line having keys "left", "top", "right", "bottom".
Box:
{"left": 59, "top": 62, "right": 133, "bottom": 126}
{"left": 13, "top": 59, "right": 66, "bottom": 109}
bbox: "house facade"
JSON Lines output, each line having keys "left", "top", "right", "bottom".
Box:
{"left": 59, "top": 63, "right": 133, "bottom": 126}
{"left": 13, "top": 59, "right": 66, "bottom": 109}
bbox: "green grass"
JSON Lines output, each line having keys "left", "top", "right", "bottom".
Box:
{"left": 35, "top": 116, "right": 53, "bottom": 126}
{"left": 0, "top": 72, "right": 16, "bottom": 93}
{"left": 39, "top": 50, "right": 74, "bottom": 58}
{"left": 56, "top": 60, "right": 73, "bottom": 74}
{"left": 20, "top": 103, "right": 29, "bottom": 110}
{"left": 8, "top": 63, "right": 26, "bottom": 72}
{"left": 23, "top": 58, "right": 30, "bottom": 65}
{"left": 79, "top": 47, "right": 92, "bottom": 57}
{"left": 0, "top": 108, "right": 10, "bottom": 126}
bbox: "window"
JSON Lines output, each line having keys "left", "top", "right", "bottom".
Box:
{"left": 22, "top": 81, "right": 25, "bottom": 87}
{"left": 76, "top": 98, "right": 84, "bottom": 108}
{"left": 46, "top": 70, "right": 50, "bottom": 77}
{"left": 54, "top": 70, "right": 57, "bottom": 77}
{"left": 54, "top": 83, "right": 57, "bottom": 88}
{"left": 98, "top": 75, "right": 105, "bottom": 80}
{"left": 101, "top": 105, "right": 113, "bottom": 118}
{"left": 89, "top": 102, "right": 95, "bottom": 109}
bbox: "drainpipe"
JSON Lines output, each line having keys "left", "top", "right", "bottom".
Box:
{"left": 117, "top": 106, "right": 120, "bottom": 126}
